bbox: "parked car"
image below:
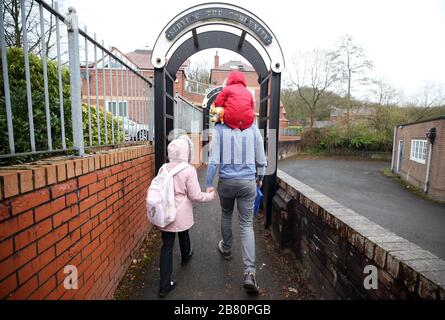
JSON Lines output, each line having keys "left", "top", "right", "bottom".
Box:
{"left": 123, "top": 118, "right": 153, "bottom": 141}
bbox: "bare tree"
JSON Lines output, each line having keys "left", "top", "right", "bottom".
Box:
{"left": 371, "top": 78, "right": 400, "bottom": 106}
{"left": 3, "top": 0, "right": 59, "bottom": 58}
{"left": 335, "top": 35, "right": 373, "bottom": 134}
{"left": 186, "top": 60, "right": 211, "bottom": 93}
{"left": 289, "top": 49, "right": 339, "bottom": 127}
{"left": 409, "top": 82, "right": 445, "bottom": 120}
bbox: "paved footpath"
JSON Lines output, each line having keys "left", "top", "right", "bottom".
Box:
{"left": 127, "top": 167, "right": 314, "bottom": 300}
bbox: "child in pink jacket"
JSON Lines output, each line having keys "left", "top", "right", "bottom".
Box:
{"left": 158, "top": 135, "right": 215, "bottom": 298}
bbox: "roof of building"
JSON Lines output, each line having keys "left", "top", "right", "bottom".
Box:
{"left": 397, "top": 115, "right": 445, "bottom": 127}
{"left": 125, "top": 49, "right": 190, "bottom": 71}
{"left": 213, "top": 60, "right": 255, "bottom": 72}
{"left": 125, "top": 49, "right": 154, "bottom": 70}
{"left": 330, "top": 106, "right": 374, "bottom": 117}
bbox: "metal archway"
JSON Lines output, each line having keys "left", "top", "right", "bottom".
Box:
{"left": 152, "top": 2, "right": 285, "bottom": 227}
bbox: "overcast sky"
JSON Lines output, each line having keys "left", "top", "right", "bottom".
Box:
{"left": 65, "top": 0, "right": 445, "bottom": 98}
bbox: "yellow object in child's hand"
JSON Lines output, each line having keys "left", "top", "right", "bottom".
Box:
{"left": 209, "top": 106, "right": 225, "bottom": 124}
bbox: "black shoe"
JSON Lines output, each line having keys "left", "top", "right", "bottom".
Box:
{"left": 181, "top": 248, "right": 193, "bottom": 266}
{"left": 217, "top": 240, "right": 232, "bottom": 260}
{"left": 243, "top": 272, "right": 259, "bottom": 294}
{"left": 159, "top": 281, "right": 177, "bottom": 298}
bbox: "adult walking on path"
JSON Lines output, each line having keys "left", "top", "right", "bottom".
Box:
{"left": 205, "top": 122, "right": 267, "bottom": 294}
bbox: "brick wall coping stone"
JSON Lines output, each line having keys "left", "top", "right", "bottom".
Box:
{"left": 0, "top": 145, "right": 154, "bottom": 201}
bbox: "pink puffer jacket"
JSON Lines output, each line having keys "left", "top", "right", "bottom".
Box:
{"left": 159, "top": 136, "right": 214, "bottom": 232}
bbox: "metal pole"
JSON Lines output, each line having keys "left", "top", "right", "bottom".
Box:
{"left": 39, "top": 3, "right": 52, "bottom": 151}
{"left": 154, "top": 68, "right": 166, "bottom": 172}
{"left": 264, "top": 72, "right": 281, "bottom": 228}
{"left": 102, "top": 41, "right": 108, "bottom": 144}
{"left": 149, "top": 84, "right": 153, "bottom": 141}
{"left": 259, "top": 77, "right": 269, "bottom": 151}
{"left": 116, "top": 58, "right": 120, "bottom": 144}
{"left": 424, "top": 142, "right": 433, "bottom": 193}
{"left": 133, "top": 72, "right": 138, "bottom": 139}
{"left": 129, "top": 71, "right": 133, "bottom": 138}
{"left": 120, "top": 63, "right": 124, "bottom": 143}
{"left": 166, "top": 76, "right": 174, "bottom": 140}
{"left": 133, "top": 73, "right": 137, "bottom": 138}
{"left": 21, "top": 0, "right": 36, "bottom": 152}
{"left": 125, "top": 65, "right": 129, "bottom": 142}
{"left": 66, "top": 7, "right": 84, "bottom": 156}
{"left": 140, "top": 76, "right": 144, "bottom": 138}
{"left": 145, "top": 83, "right": 150, "bottom": 134}
{"left": 390, "top": 126, "right": 397, "bottom": 172}
{"left": 94, "top": 33, "right": 100, "bottom": 145}
{"left": 136, "top": 77, "right": 142, "bottom": 141}
{"left": 0, "top": 6, "right": 15, "bottom": 154}
{"left": 109, "top": 48, "right": 114, "bottom": 144}
{"left": 55, "top": 1, "right": 66, "bottom": 150}
{"left": 84, "top": 26, "right": 92, "bottom": 146}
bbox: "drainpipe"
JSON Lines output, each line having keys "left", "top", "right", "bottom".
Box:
{"left": 424, "top": 128, "right": 436, "bottom": 193}
{"left": 424, "top": 143, "right": 433, "bottom": 193}
{"left": 390, "top": 126, "right": 397, "bottom": 172}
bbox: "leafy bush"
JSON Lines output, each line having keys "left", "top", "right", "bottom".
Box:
{"left": 300, "top": 127, "right": 323, "bottom": 150}
{"left": 0, "top": 47, "right": 71, "bottom": 154}
{"left": 82, "top": 103, "right": 124, "bottom": 146}
{"left": 318, "top": 125, "right": 391, "bottom": 152}
{"left": 0, "top": 47, "right": 123, "bottom": 164}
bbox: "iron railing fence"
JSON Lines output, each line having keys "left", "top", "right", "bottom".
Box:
{"left": 174, "top": 95, "right": 203, "bottom": 134}
{"left": 0, "top": 0, "right": 153, "bottom": 160}
{"left": 279, "top": 127, "right": 301, "bottom": 136}
{"left": 184, "top": 79, "right": 213, "bottom": 95}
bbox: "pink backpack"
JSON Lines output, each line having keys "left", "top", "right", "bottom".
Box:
{"left": 146, "top": 162, "right": 190, "bottom": 227}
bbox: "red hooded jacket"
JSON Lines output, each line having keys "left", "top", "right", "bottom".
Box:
{"left": 214, "top": 71, "right": 255, "bottom": 130}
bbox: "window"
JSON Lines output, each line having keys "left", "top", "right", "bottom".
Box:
{"left": 107, "top": 101, "right": 128, "bottom": 117}
{"left": 410, "top": 139, "right": 427, "bottom": 164}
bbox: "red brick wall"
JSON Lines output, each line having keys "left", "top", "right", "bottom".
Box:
{"left": 0, "top": 145, "right": 155, "bottom": 299}
{"left": 394, "top": 118, "right": 445, "bottom": 201}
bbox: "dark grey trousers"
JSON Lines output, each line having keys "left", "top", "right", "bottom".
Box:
{"left": 217, "top": 178, "right": 256, "bottom": 273}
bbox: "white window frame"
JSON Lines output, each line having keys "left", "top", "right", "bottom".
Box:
{"left": 410, "top": 139, "right": 427, "bottom": 164}
{"left": 107, "top": 100, "right": 128, "bottom": 118}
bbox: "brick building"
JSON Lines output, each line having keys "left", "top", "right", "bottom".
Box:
{"left": 392, "top": 116, "right": 445, "bottom": 201}
{"left": 209, "top": 52, "right": 289, "bottom": 128}
{"left": 80, "top": 47, "right": 189, "bottom": 125}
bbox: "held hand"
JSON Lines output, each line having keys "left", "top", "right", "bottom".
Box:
{"left": 209, "top": 190, "right": 216, "bottom": 200}
{"left": 206, "top": 187, "right": 215, "bottom": 193}
{"left": 256, "top": 180, "right": 263, "bottom": 188}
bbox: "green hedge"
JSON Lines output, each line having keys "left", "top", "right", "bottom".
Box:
{"left": 0, "top": 47, "right": 123, "bottom": 164}
{"left": 319, "top": 130, "right": 387, "bottom": 151}
{"left": 82, "top": 103, "right": 124, "bottom": 146}
{"left": 302, "top": 125, "right": 392, "bottom": 152}
{"left": 0, "top": 47, "right": 71, "bottom": 154}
